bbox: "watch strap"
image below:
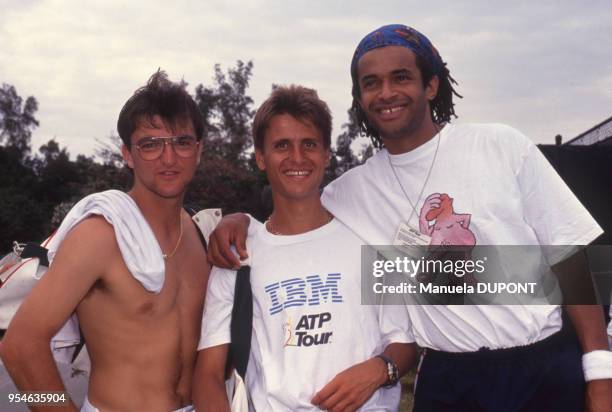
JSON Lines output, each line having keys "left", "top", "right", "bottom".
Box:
{"left": 376, "top": 354, "right": 399, "bottom": 387}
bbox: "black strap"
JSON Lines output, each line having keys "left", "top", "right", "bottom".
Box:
{"left": 71, "top": 327, "right": 86, "bottom": 364}
{"left": 191, "top": 220, "right": 208, "bottom": 253}
{"left": 184, "top": 207, "right": 252, "bottom": 378}
{"left": 184, "top": 205, "right": 208, "bottom": 252}
{"left": 229, "top": 265, "right": 253, "bottom": 380}
{"left": 21, "top": 243, "right": 49, "bottom": 267}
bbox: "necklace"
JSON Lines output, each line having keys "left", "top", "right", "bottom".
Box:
{"left": 266, "top": 210, "right": 333, "bottom": 236}
{"left": 163, "top": 212, "right": 183, "bottom": 260}
{"left": 387, "top": 124, "right": 442, "bottom": 224}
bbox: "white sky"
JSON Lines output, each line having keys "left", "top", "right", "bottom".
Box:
{"left": 1, "top": 0, "right": 611, "bottom": 158}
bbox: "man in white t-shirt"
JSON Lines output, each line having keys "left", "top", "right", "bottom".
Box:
{"left": 209, "top": 25, "right": 612, "bottom": 411}
{"left": 193, "top": 85, "right": 414, "bottom": 411}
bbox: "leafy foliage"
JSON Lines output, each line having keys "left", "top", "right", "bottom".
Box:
{"left": 0, "top": 83, "right": 39, "bottom": 159}
{"left": 195, "top": 61, "right": 255, "bottom": 164}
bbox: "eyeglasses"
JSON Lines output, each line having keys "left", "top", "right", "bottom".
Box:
{"left": 133, "top": 135, "right": 200, "bottom": 161}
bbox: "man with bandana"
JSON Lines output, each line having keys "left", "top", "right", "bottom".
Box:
{"left": 209, "top": 25, "right": 612, "bottom": 411}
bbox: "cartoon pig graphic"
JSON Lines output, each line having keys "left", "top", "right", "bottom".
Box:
{"left": 417, "top": 193, "right": 477, "bottom": 286}
{"left": 419, "top": 193, "right": 476, "bottom": 247}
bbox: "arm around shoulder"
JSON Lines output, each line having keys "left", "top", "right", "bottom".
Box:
{"left": 207, "top": 213, "right": 252, "bottom": 269}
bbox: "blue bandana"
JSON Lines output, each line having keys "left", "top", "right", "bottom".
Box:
{"left": 351, "top": 24, "right": 444, "bottom": 84}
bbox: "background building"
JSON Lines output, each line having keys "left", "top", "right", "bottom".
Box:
{"left": 539, "top": 115, "right": 612, "bottom": 310}
{"left": 564, "top": 115, "right": 612, "bottom": 146}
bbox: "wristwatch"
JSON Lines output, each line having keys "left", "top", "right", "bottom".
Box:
{"left": 376, "top": 354, "right": 399, "bottom": 387}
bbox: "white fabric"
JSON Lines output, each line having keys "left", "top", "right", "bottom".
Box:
{"left": 199, "top": 219, "right": 410, "bottom": 411}
{"left": 582, "top": 350, "right": 612, "bottom": 381}
{"left": 225, "top": 369, "right": 249, "bottom": 412}
{"left": 173, "top": 405, "right": 195, "bottom": 412}
{"left": 192, "top": 209, "right": 223, "bottom": 245}
{"left": 80, "top": 396, "right": 194, "bottom": 412}
{"left": 321, "top": 122, "right": 603, "bottom": 352}
{"left": 47, "top": 189, "right": 166, "bottom": 293}
{"left": 81, "top": 396, "right": 99, "bottom": 412}
{"left": 0, "top": 236, "right": 82, "bottom": 355}
{"left": 0, "top": 246, "right": 50, "bottom": 329}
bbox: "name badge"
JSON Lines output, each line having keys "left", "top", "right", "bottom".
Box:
{"left": 393, "top": 222, "right": 431, "bottom": 258}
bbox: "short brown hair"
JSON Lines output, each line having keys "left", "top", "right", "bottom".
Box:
{"left": 117, "top": 70, "right": 204, "bottom": 148}
{"left": 252, "top": 85, "right": 332, "bottom": 151}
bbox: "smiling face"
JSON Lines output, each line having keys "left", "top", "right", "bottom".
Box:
{"left": 255, "top": 114, "right": 330, "bottom": 204}
{"left": 122, "top": 115, "right": 201, "bottom": 199}
{"left": 357, "top": 46, "right": 439, "bottom": 153}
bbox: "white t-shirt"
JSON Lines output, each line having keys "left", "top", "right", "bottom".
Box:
{"left": 199, "top": 219, "right": 411, "bottom": 411}
{"left": 321, "top": 122, "right": 603, "bottom": 352}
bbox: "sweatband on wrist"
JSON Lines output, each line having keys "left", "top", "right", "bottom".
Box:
{"left": 582, "top": 350, "right": 612, "bottom": 381}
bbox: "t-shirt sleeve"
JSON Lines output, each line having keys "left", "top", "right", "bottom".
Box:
{"left": 197, "top": 266, "right": 237, "bottom": 350}
{"left": 517, "top": 138, "right": 603, "bottom": 264}
{"left": 321, "top": 176, "right": 349, "bottom": 222}
{"left": 378, "top": 304, "right": 415, "bottom": 347}
{"left": 246, "top": 213, "right": 263, "bottom": 238}
{"left": 321, "top": 173, "right": 370, "bottom": 240}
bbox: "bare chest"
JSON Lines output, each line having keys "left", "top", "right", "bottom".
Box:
{"left": 78, "top": 246, "right": 209, "bottom": 326}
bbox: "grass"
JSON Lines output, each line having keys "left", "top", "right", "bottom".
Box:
{"left": 399, "top": 367, "right": 416, "bottom": 411}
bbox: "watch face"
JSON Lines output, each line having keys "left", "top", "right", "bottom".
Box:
{"left": 389, "top": 362, "right": 399, "bottom": 385}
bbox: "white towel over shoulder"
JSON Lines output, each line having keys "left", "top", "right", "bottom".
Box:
{"left": 47, "top": 189, "right": 166, "bottom": 293}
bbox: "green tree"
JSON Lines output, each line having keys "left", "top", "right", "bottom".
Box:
{"left": 0, "top": 83, "right": 41, "bottom": 251}
{"left": 89, "top": 134, "right": 132, "bottom": 193}
{"left": 195, "top": 60, "right": 255, "bottom": 164}
{"left": 0, "top": 146, "right": 43, "bottom": 251}
{"left": 188, "top": 61, "right": 267, "bottom": 217}
{"left": 325, "top": 108, "right": 373, "bottom": 184}
{"left": 0, "top": 83, "right": 39, "bottom": 160}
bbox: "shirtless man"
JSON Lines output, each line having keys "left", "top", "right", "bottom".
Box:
{"left": 0, "top": 71, "right": 208, "bottom": 412}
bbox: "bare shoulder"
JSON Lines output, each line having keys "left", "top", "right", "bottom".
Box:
{"left": 6, "top": 216, "right": 120, "bottom": 340}
{"left": 60, "top": 215, "right": 118, "bottom": 253}
{"left": 50, "top": 215, "right": 121, "bottom": 280}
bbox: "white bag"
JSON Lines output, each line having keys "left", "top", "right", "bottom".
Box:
{"left": 0, "top": 237, "right": 53, "bottom": 329}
